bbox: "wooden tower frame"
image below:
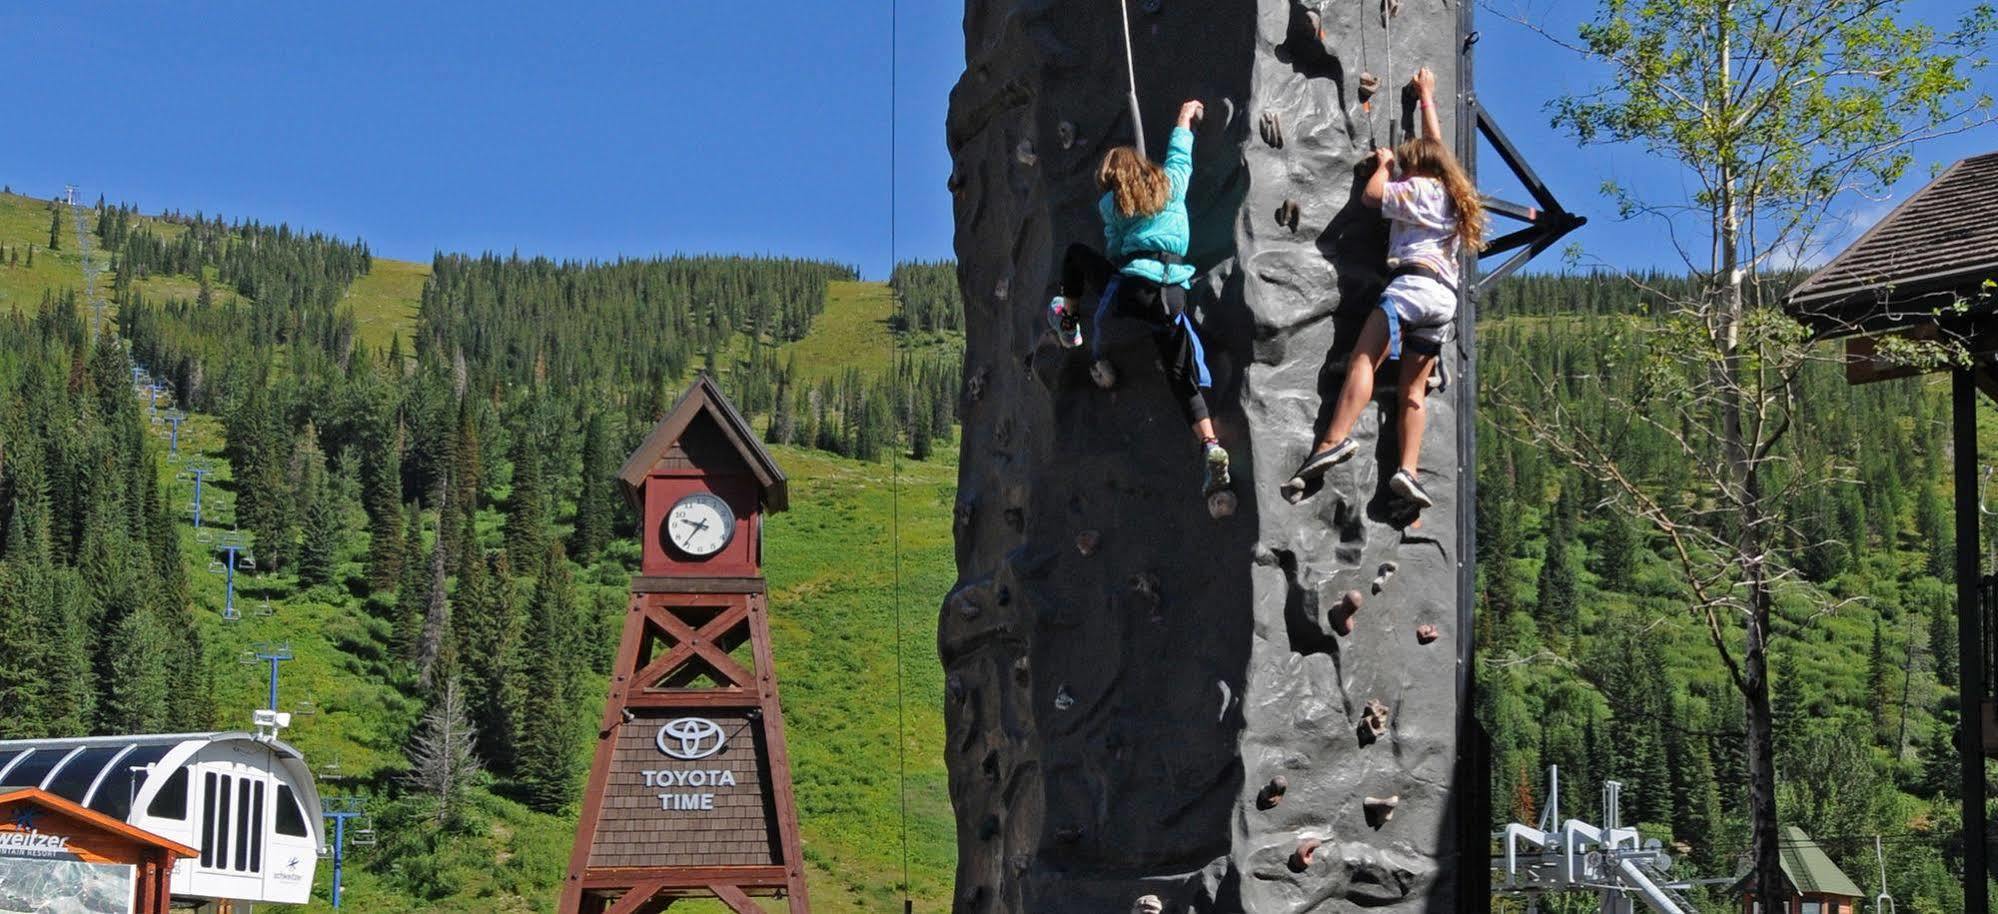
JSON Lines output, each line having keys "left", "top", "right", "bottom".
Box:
{"left": 561, "top": 375, "right": 810, "bottom": 914}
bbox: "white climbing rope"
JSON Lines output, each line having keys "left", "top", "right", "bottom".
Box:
{"left": 1119, "top": 0, "right": 1147, "bottom": 158}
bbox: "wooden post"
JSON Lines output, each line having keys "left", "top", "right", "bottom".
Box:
{"left": 1954, "top": 368, "right": 1988, "bottom": 914}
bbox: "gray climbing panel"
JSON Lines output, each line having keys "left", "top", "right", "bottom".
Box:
{"left": 941, "top": 1, "right": 1469, "bottom": 911}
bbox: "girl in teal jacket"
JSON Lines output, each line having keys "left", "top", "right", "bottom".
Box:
{"left": 1047, "top": 100, "right": 1228, "bottom": 501}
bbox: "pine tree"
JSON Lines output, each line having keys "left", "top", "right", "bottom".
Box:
{"left": 1771, "top": 650, "right": 1805, "bottom": 774}
{"left": 505, "top": 430, "right": 548, "bottom": 565}
{"left": 1537, "top": 509, "right": 1578, "bottom": 633}
{"left": 460, "top": 550, "right": 522, "bottom": 773}
{"left": 297, "top": 453, "right": 339, "bottom": 588}
{"left": 1931, "top": 602, "right": 1958, "bottom": 689}
{"left": 363, "top": 403, "right": 405, "bottom": 594}
{"left": 103, "top": 607, "right": 174, "bottom": 732}
{"left": 0, "top": 560, "right": 51, "bottom": 738}
{"left": 416, "top": 528, "right": 452, "bottom": 691}
{"left": 1593, "top": 512, "right": 1637, "bottom": 592}
{"left": 393, "top": 505, "right": 427, "bottom": 664}
{"left": 47, "top": 207, "right": 62, "bottom": 250}
{"left": 1918, "top": 701, "right": 1960, "bottom": 800}
{"left": 512, "top": 549, "right": 579, "bottom": 812}
{"left": 570, "top": 412, "right": 614, "bottom": 561}
{"left": 1667, "top": 700, "right": 1722, "bottom": 861}
{"left": 404, "top": 676, "right": 483, "bottom": 827}
{"left": 1868, "top": 616, "right": 1893, "bottom": 740}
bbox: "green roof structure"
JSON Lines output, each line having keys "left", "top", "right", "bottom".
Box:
{"left": 1776, "top": 826, "right": 1863, "bottom": 897}
{"left": 1735, "top": 826, "right": 1865, "bottom": 899}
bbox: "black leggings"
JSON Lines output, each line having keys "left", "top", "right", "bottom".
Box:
{"left": 1060, "top": 243, "right": 1210, "bottom": 425}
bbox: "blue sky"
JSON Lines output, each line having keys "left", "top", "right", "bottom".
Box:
{"left": 2, "top": 4, "right": 1987, "bottom": 279}
{"left": 0, "top": 3, "right": 893, "bottom": 274}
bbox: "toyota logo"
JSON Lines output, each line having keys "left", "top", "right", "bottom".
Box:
{"left": 656, "top": 717, "right": 727, "bottom": 760}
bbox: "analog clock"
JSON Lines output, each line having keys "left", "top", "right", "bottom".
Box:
{"left": 665, "top": 493, "right": 735, "bottom": 557}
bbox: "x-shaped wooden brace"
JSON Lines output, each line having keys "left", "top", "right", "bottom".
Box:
{"left": 631, "top": 602, "right": 753, "bottom": 692}
{"left": 602, "top": 881, "right": 767, "bottom": 914}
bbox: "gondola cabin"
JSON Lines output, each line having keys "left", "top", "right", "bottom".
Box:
{"left": 0, "top": 732, "right": 326, "bottom": 908}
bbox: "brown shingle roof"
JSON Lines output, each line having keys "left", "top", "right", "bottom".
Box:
{"left": 1788, "top": 151, "right": 1998, "bottom": 331}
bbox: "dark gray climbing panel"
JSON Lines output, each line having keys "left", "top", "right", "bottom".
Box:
{"left": 941, "top": 1, "right": 1470, "bottom": 912}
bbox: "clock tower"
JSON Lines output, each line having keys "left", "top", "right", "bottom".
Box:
{"left": 560, "top": 375, "right": 811, "bottom": 914}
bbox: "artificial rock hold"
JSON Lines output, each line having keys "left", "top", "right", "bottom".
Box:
{"left": 1372, "top": 561, "right": 1398, "bottom": 594}
{"left": 1256, "top": 775, "right": 1289, "bottom": 810}
{"left": 1364, "top": 795, "right": 1401, "bottom": 828}
{"left": 1057, "top": 120, "right": 1077, "bottom": 150}
{"left": 1259, "top": 110, "right": 1284, "bottom": 148}
{"left": 1360, "top": 699, "right": 1391, "bottom": 741}
{"left": 1415, "top": 623, "right": 1440, "bottom": 644}
{"left": 1358, "top": 72, "right": 1381, "bottom": 103}
{"left": 1331, "top": 589, "right": 1364, "bottom": 636}
{"left": 1276, "top": 199, "right": 1302, "bottom": 232}
{"left": 1289, "top": 837, "right": 1323, "bottom": 873}
{"left": 1132, "top": 896, "right": 1164, "bottom": 914}
{"left": 1075, "top": 529, "right": 1101, "bottom": 556}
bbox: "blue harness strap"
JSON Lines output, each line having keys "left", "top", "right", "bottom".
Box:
{"left": 1381, "top": 298, "right": 1404, "bottom": 360}
{"left": 1092, "top": 276, "right": 1122, "bottom": 362}
{"left": 1178, "top": 312, "right": 1213, "bottom": 388}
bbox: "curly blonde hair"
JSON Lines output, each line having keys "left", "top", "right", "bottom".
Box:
{"left": 1394, "top": 134, "right": 1486, "bottom": 251}
{"left": 1097, "top": 146, "right": 1170, "bottom": 218}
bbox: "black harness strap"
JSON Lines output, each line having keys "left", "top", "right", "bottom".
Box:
{"left": 1119, "top": 250, "right": 1186, "bottom": 269}
{"left": 1389, "top": 261, "right": 1458, "bottom": 295}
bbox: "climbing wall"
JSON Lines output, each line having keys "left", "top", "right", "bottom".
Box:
{"left": 940, "top": 1, "right": 1472, "bottom": 912}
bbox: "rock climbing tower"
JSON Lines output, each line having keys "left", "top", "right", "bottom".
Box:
{"left": 941, "top": 1, "right": 1496, "bottom": 911}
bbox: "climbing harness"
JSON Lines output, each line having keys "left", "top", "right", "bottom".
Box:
{"left": 1116, "top": 249, "right": 1184, "bottom": 269}
{"left": 1118, "top": 0, "right": 1147, "bottom": 157}
{"left": 1381, "top": 263, "right": 1456, "bottom": 359}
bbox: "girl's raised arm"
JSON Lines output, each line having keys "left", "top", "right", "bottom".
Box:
{"left": 1412, "top": 68, "right": 1443, "bottom": 145}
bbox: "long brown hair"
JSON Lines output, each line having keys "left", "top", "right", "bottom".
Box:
{"left": 1394, "top": 134, "right": 1485, "bottom": 251}
{"left": 1097, "top": 146, "right": 1170, "bottom": 219}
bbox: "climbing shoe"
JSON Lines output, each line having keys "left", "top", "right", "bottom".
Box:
{"left": 1203, "top": 442, "right": 1232, "bottom": 495}
{"left": 1389, "top": 468, "right": 1433, "bottom": 508}
{"left": 1291, "top": 439, "right": 1357, "bottom": 482}
{"left": 1047, "top": 296, "right": 1083, "bottom": 349}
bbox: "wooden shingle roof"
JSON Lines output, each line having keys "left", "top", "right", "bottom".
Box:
{"left": 615, "top": 374, "right": 788, "bottom": 513}
{"left": 1789, "top": 151, "right": 1998, "bottom": 332}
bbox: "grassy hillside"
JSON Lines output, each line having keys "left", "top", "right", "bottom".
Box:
{"left": 0, "top": 190, "right": 433, "bottom": 353}
{"left": 343, "top": 257, "right": 429, "bottom": 350}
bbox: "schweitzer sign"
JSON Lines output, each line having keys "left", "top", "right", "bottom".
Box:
{"left": 561, "top": 376, "right": 809, "bottom": 914}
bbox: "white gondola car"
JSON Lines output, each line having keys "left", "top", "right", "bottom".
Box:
{"left": 0, "top": 732, "right": 326, "bottom": 907}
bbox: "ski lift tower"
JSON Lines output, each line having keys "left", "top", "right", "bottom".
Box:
{"left": 1493, "top": 767, "right": 1701, "bottom": 914}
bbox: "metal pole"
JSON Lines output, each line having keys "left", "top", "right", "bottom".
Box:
{"left": 267, "top": 656, "right": 281, "bottom": 711}
{"left": 225, "top": 547, "right": 237, "bottom": 618}
{"left": 1953, "top": 368, "right": 1988, "bottom": 914}
{"left": 332, "top": 814, "right": 347, "bottom": 909}
{"left": 192, "top": 470, "right": 206, "bottom": 529}
{"left": 1117, "top": 0, "right": 1146, "bottom": 158}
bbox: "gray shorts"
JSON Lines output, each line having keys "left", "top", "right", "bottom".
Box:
{"left": 1379, "top": 273, "right": 1456, "bottom": 357}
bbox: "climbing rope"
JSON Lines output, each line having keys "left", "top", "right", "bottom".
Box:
{"left": 1119, "top": 0, "right": 1147, "bottom": 158}
{"left": 1357, "top": 0, "right": 1397, "bottom": 149}
{"left": 891, "top": 3, "right": 913, "bottom": 911}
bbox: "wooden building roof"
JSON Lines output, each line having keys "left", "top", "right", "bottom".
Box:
{"left": 1788, "top": 151, "right": 1998, "bottom": 334}
{"left": 616, "top": 374, "right": 788, "bottom": 513}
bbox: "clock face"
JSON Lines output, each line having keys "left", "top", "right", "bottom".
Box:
{"left": 665, "top": 493, "right": 736, "bottom": 558}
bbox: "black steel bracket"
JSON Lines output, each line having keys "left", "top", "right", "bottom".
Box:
{"left": 1466, "top": 96, "right": 1587, "bottom": 294}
